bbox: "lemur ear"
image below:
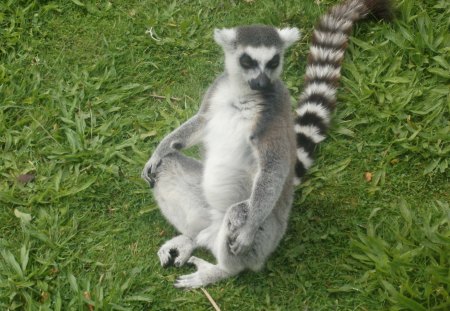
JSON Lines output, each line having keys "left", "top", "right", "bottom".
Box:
{"left": 277, "top": 27, "right": 301, "bottom": 48}
{"left": 214, "top": 28, "right": 237, "bottom": 50}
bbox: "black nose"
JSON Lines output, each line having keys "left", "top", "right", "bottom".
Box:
{"left": 249, "top": 73, "right": 271, "bottom": 90}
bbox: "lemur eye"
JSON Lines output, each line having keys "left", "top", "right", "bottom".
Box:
{"left": 266, "top": 54, "right": 280, "bottom": 69}
{"left": 239, "top": 53, "right": 257, "bottom": 69}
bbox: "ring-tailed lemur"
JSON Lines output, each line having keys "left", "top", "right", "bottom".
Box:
{"left": 141, "top": 0, "right": 391, "bottom": 288}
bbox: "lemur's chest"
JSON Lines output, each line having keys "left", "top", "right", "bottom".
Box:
{"left": 203, "top": 88, "right": 260, "bottom": 162}
{"left": 202, "top": 85, "right": 260, "bottom": 209}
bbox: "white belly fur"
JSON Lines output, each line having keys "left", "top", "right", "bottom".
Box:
{"left": 202, "top": 83, "right": 258, "bottom": 212}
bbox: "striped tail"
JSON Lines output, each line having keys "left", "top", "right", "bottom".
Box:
{"left": 294, "top": 0, "right": 392, "bottom": 184}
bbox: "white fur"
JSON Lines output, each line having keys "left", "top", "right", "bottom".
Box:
{"left": 331, "top": 1, "right": 365, "bottom": 19}
{"left": 296, "top": 102, "right": 331, "bottom": 124}
{"left": 300, "top": 82, "right": 336, "bottom": 102}
{"left": 195, "top": 78, "right": 261, "bottom": 253}
{"left": 294, "top": 124, "right": 326, "bottom": 143}
{"left": 293, "top": 176, "right": 301, "bottom": 186}
{"left": 214, "top": 28, "right": 237, "bottom": 50}
{"left": 321, "top": 15, "right": 353, "bottom": 32}
{"left": 202, "top": 79, "right": 259, "bottom": 211}
{"left": 246, "top": 46, "right": 278, "bottom": 68}
{"left": 306, "top": 64, "right": 341, "bottom": 80}
{"left": 277, "top": 27, "right": 301, "bottom": 48}
{"left": 310, "top": 45, "right": 345, "bottom": 62}
{"left": 313, "top": 30, "right": 347, "bottom": 47}
{"left": 296, "top": 147, "right": 314, "bottom": 169}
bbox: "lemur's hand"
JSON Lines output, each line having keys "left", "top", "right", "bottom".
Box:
{"left": 141, "top": 152, "right": 163, "bottom": 187}
{"left": 227, "top": 200, "right": 256, "bottom": 256}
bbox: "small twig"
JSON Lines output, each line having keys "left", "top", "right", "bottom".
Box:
{"left": 200, "top": 288, "right": 221, "bottom": 311}
{"left": 149, "top": 94, "right": 181, "bottom": 101}
{"left": 145, "top": 27, "right": 161, "bottom": 41}
{"left": 83, "top": 291, "right": 94, "bottom": 311}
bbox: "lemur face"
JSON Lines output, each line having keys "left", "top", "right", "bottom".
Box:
{"left": 213, "top": 25, "right": 300, "bottom": 91}
{"left": 238, "top": 46, "right": 281, "bottom": 91}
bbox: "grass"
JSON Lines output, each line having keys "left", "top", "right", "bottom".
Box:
{"left": 0, "top": 0, "right": 448, "bottom": 309}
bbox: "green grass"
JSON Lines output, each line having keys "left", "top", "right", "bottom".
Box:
{"left": 0, "top": 0, "right": 448, "bottom": 310}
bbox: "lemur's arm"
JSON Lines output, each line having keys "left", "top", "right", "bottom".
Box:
{"left": 141, "top": 113, "right": 206, "bottom": 185}
{"left": 228, "top": 121, "right": 292, "bottom": 255}
{"left": 141, "top": 76, "right": 223, "bottom": 185}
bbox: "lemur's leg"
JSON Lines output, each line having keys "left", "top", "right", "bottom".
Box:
{"left": 236, "top": 212, "right": 286, "bottom": 272}
{"left": 174, "top": 210, "right": 286, "bottom": 288}
{"left": 152, "top": 152, "right": 211, "bottom": 267}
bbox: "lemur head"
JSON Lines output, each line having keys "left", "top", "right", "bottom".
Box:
{"left": 214, "top": 25, "right": 300, "bottom": 91}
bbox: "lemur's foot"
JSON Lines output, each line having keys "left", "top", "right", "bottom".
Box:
{"left": 174, "top": 256, "right": 231, "bottom": 289}
{"left": 157, "top": 235, "right": 195, "bottom": 267}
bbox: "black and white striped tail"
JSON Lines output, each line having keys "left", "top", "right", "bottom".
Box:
{"left": 294, "top": 0, "right": 392, "bottom": 185}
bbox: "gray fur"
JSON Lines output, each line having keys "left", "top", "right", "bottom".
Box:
{"left": 142, "top": 24, "right": 298, "bottom": 288}
{"left": 236, "top": 25, "right": 284, "bottom": 48}
{"left": 141, "top": 0, "right": 390, "bottom": 288}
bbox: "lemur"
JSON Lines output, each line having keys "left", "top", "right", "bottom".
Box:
{"left": 141, "top": 0, "right": 392, "bottom": 288}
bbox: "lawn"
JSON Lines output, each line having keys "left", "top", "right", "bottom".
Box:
{"left": 0, "top": 0, "right": 448, "bottom": 310}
